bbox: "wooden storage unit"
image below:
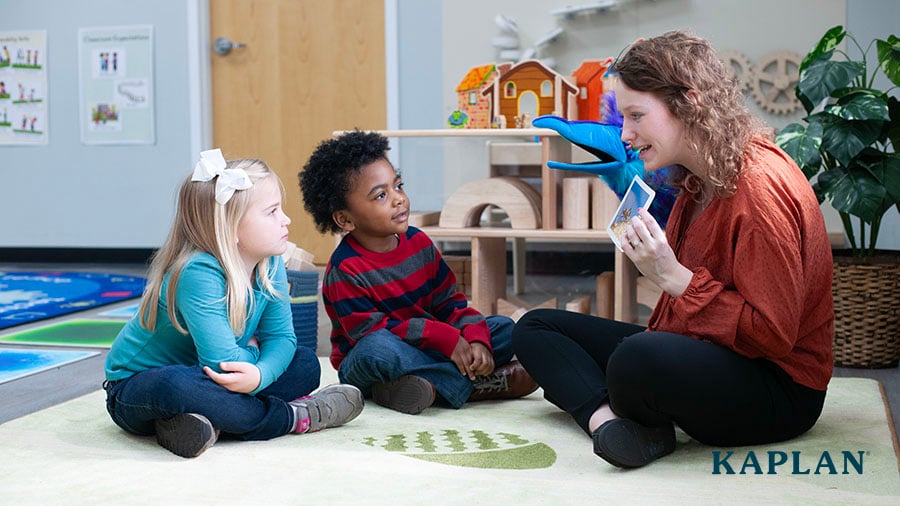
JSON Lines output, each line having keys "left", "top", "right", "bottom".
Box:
{"left": 336, "top": 128, "right": 646, "bottom": 323}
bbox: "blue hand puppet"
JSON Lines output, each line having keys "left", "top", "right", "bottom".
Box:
{"left": 532, "top": 97, "right": 678, "bottom": 228}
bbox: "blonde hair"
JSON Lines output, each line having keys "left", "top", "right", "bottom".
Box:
{"left": 614, "top": 31, "right": 768, "bottom": 201}
{"left": 139, "top": 158, "right": 285, "bottom": 335}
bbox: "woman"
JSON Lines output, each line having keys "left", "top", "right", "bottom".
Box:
{"left": 512, "top": 31, "right": 834, "bottom": 469}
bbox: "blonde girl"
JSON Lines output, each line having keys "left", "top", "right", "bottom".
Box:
{"left": 104, "top": 149, "right": 363, "bottom": 458}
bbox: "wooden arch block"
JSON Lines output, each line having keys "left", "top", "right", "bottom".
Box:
{"left": 439, "top": 176, "right": 542, "bottom": 229}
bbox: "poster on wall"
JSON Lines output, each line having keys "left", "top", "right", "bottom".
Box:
{"left": 0, "top": 30, "right": 48, "bottom": 146}
{"left": 78, "top": 25, "right": 154, "bottom": 145}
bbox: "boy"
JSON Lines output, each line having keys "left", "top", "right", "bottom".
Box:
{"left": 299, "top": 130, "right": 537, "bottom": 415}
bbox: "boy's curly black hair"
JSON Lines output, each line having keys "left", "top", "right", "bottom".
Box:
{"left": 299, "top": 130, "right": 391, "bottom": 234}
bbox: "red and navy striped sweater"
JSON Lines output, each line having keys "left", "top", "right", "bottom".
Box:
{"left": 323, "top": 226, "right": 491, "bottom": 369}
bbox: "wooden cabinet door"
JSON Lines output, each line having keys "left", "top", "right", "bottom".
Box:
{"left": 210, "top": 0, "right": 386, "bottom": 262}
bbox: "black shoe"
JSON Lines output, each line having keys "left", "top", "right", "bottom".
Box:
{"left": 372, "top": 375, "right": 436, "bottom": 415}
{"left": 592, "top": 418, "right": 675, "bottom": 468}
{"left": 154, "top": 413, "right": 218, "bottom": 458}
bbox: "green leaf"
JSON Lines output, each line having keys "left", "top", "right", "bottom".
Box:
{"left": 775, "top": 122, "right": 822, "bottom": 173}
{"left": 818, "top": 165, "right": 886, "bottom": 222}
{"left": 819, "top": 109, "right": 885, "bottom": 166}
{"left": 828, "top": 91, "right": 889, "bottom": 121}
{"left": 797, "top": 59, "right": 863, "bottom": 112}
{"left": 876, "top": 37, "right": 900, "bottom": 87}
{"left": 800, "top": 25, "right": 845, "bottom": 73}
{"left": 864, "top": 150, "right": 900, "bottom": 205}
{"left": 887, "top": 96, "right": 900, "bottom": 151}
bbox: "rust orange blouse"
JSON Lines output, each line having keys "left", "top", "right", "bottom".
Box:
{"left": 647, "top": 138, "right": 834, "bottom": 391}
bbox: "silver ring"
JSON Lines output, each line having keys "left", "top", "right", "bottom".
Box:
{"left": 630, "top": 240, "right": 638, "bottom": 248}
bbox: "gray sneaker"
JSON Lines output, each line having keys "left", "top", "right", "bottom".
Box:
{"left": 290, "top": 384, "right": 364, "bottom": 433}
{"left": 154, "top": 413, "right": 218, "bottom": 458}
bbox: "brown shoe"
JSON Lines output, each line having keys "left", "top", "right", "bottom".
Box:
{"left": 468, "top": 360, "right": 539, "bottom": 402}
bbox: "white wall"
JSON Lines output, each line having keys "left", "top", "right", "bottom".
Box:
{"left": 0, "top": 0, "right": 209, "bottom": 249}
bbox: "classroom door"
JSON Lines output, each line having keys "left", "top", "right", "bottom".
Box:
{"left": 210, "top": 0, "right": 386, "bottom": 263}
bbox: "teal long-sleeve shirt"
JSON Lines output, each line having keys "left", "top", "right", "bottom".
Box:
{"left": 105, "top": 253, "right": 296, "bottom": 395}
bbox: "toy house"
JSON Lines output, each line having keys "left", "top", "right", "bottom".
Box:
{"left": 454, "top": 63, "right": 511, "bottom": 129}
{"left": 571, "top": 59, "right": 612, "bottom": 121}
{"left": 482, "top": 59, "right": 578, "bottom": 128}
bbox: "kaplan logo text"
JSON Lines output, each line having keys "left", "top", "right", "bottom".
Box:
{"left": 711, "top": 450, "right": 866, "bottom": 475}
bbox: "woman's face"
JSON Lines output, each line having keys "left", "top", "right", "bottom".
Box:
{"left": 616, "top": 83, "right": 692, "bottom": 172}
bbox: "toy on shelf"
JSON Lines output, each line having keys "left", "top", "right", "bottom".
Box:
{"left": 451, "top": 63, "right": 512, "bottom": 129}
{"left": 481, "top": 59, "right": 578, "bottom": 128}
{"left": 571, "top": 58, "right": 614, "bottom": 121}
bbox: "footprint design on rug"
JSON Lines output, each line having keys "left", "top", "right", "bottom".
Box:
{"left": 362, "top": 429, "right": 556, "bottom": 469}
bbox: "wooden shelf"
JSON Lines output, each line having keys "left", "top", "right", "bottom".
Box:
{"left": 420, "top": 226, "right": 611, "bottom": 241}
{"left": 336, "top": 128, "right": 642, "bottom": 322}
{"left": 334, "top": 128, "right": 559, "bottom": 138}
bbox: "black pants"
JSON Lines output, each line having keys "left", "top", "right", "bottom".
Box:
{"left": 512, "top": 309, "right": 826, "bottom": 446}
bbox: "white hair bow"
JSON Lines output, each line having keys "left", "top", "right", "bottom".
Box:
{"left": 191, "top": 148, "right": 252, "bottom": 204}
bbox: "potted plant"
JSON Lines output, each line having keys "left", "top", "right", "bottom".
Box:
{"left": 776, "top": 25, "right": 900, "bottom": 367}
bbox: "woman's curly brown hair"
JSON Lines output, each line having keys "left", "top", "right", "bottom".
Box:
{"left": 299, "top": 130, "right": 391, "bottom": 234}
{"left": 614, "top": 31, "right": 768, "bottom": 201}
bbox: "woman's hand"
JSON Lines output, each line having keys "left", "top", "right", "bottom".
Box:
{"left": 624, "top": 208, "right": 693, "bottom": 297}
{"left": 204, "top": 361, "right": 261, "bottom": 393}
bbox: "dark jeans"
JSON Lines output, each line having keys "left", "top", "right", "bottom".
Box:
{"left": 338, "top": 315, "right": 515, "bottom": 408}
{"left": 104, "top": 345, "right": 321, "bottom": 441}
{"left": 512, "top": 309, "right": 826, "bottom": 446}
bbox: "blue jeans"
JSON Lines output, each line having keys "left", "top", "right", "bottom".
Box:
{"left": 104, "top": 345, "right": 321, "bottom": 440}
{"left": 338, "top": 315, "right": 515, "bottom": 408}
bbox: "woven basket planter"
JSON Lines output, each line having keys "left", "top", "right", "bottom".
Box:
{"left": 831, "top": 251, "right": 900, "bottom": 368}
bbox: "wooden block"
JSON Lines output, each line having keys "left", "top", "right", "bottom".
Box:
{"left": 591, "top": 178, "right": 620, "bottom": 231}
{"left": 439, "top": 176, "right": 542, "bottom": 229}
{"left": 565, "top": 294, "right": 591, "bottom": 314}
{"left": 533, "top": 297, "right": 557, "bottom": 310}
{"left": 541, "top": 136, "right": 570, "bottom": 229}
{"left": 562, "top": 177, "right": 591, "bottom": 230}
{"left": 496, "top": 297, "right": 526, "bottom": 317}
{"left": 408, "top": 211, "right": 440, "bottom": 227}
{"left": 470, "top": 236, "right": 507, "bottom": 314}
{"left": 496, "top": 297, "right": 529, "bottom": 323}
{"left": 595, "top": 271, "right": 614, "bottom": 319}
{"left": 636, "top": 276, "right": 663, "bottom": 308}
{"left": 443, "top": 255, "right": 470, "bottom": 275}
{"left": 488, "top": 141, "right": 542, "bottom": 166}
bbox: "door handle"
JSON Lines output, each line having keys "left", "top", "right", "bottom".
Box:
{"left": 213, "top": 37, "right": 246, "bottom": 56}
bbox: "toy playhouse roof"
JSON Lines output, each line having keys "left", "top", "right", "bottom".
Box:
{"left": 456, "top": 64, "right": 496, "bottom": 92}
{"left": 572, "top": 59, "right": 611, "bottom": 85}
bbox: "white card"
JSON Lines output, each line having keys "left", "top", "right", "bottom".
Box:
{"left": 607, "top": 176, "right": 656, "bottom": 252}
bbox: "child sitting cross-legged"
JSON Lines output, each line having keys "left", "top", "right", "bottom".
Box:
{"left": 299, "top": 130, "right": 538, "bottom": 415}
{"left": 104, "top": 151, "right": 364, "bottom": 458}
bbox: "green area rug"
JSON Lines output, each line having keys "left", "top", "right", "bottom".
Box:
{"left": 0, "top": 359, "right": 896, "bottom": 504}
{"left": 0, "top": 320, "right": 126, "bottom": 348}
